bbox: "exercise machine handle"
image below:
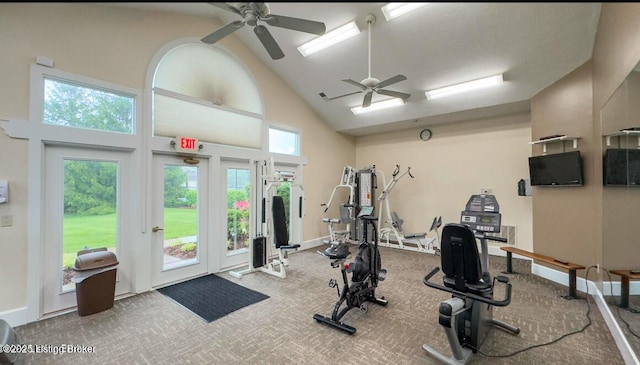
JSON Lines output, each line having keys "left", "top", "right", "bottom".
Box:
{"left": 475, "top": 234, "right": 508, "bottom": 243}
{"left": 423, "top": 267, "right": 513, "bottom": 307}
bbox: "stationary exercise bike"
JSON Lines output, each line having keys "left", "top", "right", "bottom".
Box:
{"left": 422, "top": 194, "right": 520, "bottom": 365}
{"left": 314, "top": 206, "right": 388, "bottom": 334}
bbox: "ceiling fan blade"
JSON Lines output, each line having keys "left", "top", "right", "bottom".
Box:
{"left": 342, "top": 79, "right": 368, "bottom": 91}
{"left": 319, "top": 90, "right": 363, "bottom": 101}
{"left": 263, "top": 14, "right": 326, "bottom": 35}
{"left": 375, "top": 74, "right": 407, "bottom": 89}
{"left": 362, "top": 91, "right": 373, "bottom": 108}
{"left": 254, "top": 24, "right": 285, "bottom": 60}
{"left": 201, "top": 20, "right": 245, "bottom": 44}
{"left": 376, "top": 89, "right": 411, "bottom": 100}
{"left": 208, "top": 2, "right": 243, "bottom": 16}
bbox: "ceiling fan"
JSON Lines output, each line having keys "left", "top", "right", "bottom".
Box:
{"left": 201, "top": 2, "right": 326, "bottom": 60}
{"left": 319, "top": 13, "right": 411, "bottom": 108}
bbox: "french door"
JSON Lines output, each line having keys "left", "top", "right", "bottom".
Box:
{"left": 151, "top": 154, "right": 209, "bottom": 287}
{"left": 42, "top": 145, "right": 134, "bottom": 315}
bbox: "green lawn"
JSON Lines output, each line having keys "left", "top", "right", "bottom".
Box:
{"left": 63, "top": 208, "right": 197, "bottom": 254}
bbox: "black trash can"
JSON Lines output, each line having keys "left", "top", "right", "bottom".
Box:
{"left": 72, "top": 248, "right": 119, "bottom": 316}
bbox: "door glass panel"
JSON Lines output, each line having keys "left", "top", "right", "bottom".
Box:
{"left": 62, "top": 159, "right": 118, "bottom": 292}
{"left": 163, "top": 165, "right": 199, "bottom": 270}
{"left": 227, "top": 168, "right": 251, "bottom": 254}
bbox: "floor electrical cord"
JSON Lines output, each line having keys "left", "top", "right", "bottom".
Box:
{"left": 471, "top": 266, "right": 597, "bottom": 358}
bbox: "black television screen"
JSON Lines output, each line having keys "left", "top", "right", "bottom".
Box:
{"left": 603, "top": 148, "right": 640, "bottom": 186}
{"left": 528, "top": 151, "right": 583, "bottom": 186}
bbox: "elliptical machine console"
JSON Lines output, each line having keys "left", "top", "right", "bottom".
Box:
{"left": 422, "top": 194, "right": 520, "bottom": 365}
{"left": 314, "top": 205, "right": 388, "bottom": 334}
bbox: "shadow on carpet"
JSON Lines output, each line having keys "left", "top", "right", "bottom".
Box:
{"left": 157, "top": 274, "right": 270, "bottom": 323}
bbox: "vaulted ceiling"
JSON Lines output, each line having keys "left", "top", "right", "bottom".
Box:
{"left": 104, "top": 3, "right": 602, "bottom": 136}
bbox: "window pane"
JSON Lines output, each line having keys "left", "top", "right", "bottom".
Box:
{"left": 227, "top": 168, "right": 251, "bottom": 253}
{"left": 62, "top": 159, "right": 118, "bottom": 291}
{"left": 163, "top": 165, "right": 199, "bottom": 270}
{"left": 269, "top": 128, "right": 299, "bottom": 155}
{"left": 44, "top": 78, "right": 134, "bottom": 134}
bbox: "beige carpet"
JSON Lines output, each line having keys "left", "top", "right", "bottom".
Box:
{"left": 15, "top": 245, "right": 626, "bottom": 364}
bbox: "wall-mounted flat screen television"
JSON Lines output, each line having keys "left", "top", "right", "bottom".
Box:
{"left": 528, "top": 151, "right": 583, "bottom": 186}
{"left": 603, "top": 148, "right": 640, "bottom": 186}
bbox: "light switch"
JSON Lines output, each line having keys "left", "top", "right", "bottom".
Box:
{"left": 0, "top": 215, "right": 12, "bottom": 227}
{"left": 0, "top": 180, "right": 7, "bottom": 204}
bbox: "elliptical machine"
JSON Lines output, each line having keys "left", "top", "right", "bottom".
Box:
{"left": 422, "top": 194, "right": 520, "bottom": 365}
{"left": 313, "top": 205, "right": 388, "bottom": 334}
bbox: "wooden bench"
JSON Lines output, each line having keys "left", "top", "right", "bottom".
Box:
{"left": 609, "top": 270, "right": 640, "bottom": 311}
{"left": 500, "top": 246, "right": 585, "bottom": 299}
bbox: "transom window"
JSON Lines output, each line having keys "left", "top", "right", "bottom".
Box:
{"left": 44, "top": 77, "right": 135, "bottom": 134}
{"left": 269, "top": 127, "right": 300, "bottom": 156}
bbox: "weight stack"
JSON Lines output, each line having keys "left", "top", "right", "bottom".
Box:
{"left": 252, "top": 236, "right": 267, "bottom": 268}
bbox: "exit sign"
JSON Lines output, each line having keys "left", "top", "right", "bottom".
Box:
{"left": 175, "top": 136, "right": 199, "bottom": 153}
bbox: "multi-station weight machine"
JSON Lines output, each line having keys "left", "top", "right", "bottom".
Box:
{"left": 320, "top": 165, "right": 377, "bottom": 249}
{"left": 230, "top": 158, "right": 302, "bottom": 279}
{"left": 377, "top": 165, "right": 441, "bottom": 254}
{"left": 321, "top": 164, "right": 441, "bottom": 255}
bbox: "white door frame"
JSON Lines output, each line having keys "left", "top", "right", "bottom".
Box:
{"left": 151, "top": 153, "right": 209, "bottom": 288}
{"left": 42, "top": 145, "right": 134, "bottom": 315}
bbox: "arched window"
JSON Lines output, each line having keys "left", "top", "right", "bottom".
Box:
{"left": 152, "top": 43, "right": 264, "bottom": 149}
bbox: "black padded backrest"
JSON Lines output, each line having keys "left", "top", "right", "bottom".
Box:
{"left": 440, "top": 223, "right": 483, "bottom": 291}
{"left": 272, "top": 196, "right": 289, "bottom": 248}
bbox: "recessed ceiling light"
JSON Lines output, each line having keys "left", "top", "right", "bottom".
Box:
{"left": 424, "top": 74, "right": 504, "bottom": 100}
{"left": 351, "top": 98, "right": 405, "bottom": 115}
{"left": 297, "top": 21, "right": 360, "bottom": 57}
{"left": 381, "top": 3, "right": 428, "bottom": 21}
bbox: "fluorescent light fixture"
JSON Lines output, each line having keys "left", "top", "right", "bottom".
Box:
{"left": 351, "top": 98, "right": 405, "bottom": 115}
{"left": 297, "top": 21, "right": 360, "bottom": 57}
{"left": 381, "top": 3, "right": 428, "bottom": 21}
{"left": 425, "top": 74, "right": 504, "bottom": 100}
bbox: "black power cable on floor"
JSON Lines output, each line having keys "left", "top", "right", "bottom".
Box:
{"left": 604, "top": 269, "right": 640, "bottom": 340}
{"left": 469, "top": 266, "right": 597, "bottom": 359}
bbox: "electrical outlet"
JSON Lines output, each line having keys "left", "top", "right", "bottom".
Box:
{"left": 0, "top": 215, "right": 12, "bottom": 227}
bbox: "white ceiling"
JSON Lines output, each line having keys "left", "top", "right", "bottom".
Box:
{"left": 104, "top": 2, "right": 602, "bottom": 137}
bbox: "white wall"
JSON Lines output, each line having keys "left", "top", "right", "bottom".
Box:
{"left": 356, "top": 113, "right": 533, "bottom": 250}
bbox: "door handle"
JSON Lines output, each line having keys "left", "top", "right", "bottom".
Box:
{"left": 152, "top": 226, "right": 164, "bottom": 232}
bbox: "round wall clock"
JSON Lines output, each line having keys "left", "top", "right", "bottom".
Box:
{"left": 420, "top": 128, "right": 432, "bottom": 141}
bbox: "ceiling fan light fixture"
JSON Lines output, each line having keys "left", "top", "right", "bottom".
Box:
{"left": 425, "top": 74, "right": 504, "bottom": 100}
{"left": 381, "top": 3, "right": 429, "bottom": 21}
{"left": 351, "top": 98, "right": 405, "bottom": 115}
{"left": 297, "top": 21, "right": 360, "bottom": 57}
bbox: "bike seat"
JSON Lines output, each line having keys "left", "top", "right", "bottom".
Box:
{"left": 324, "top": 244, "right": 351, "bottom": 259}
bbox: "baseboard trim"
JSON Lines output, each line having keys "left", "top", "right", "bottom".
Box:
{"left": 0, "top": 307, "right": 28, "bottom": 328}
{"left": 593, "top": 285, "right": 640, "bottom": 365}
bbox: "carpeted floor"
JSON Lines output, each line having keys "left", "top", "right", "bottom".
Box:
{"left": 14, "top": 245, "right": 627, "bottom": 364}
